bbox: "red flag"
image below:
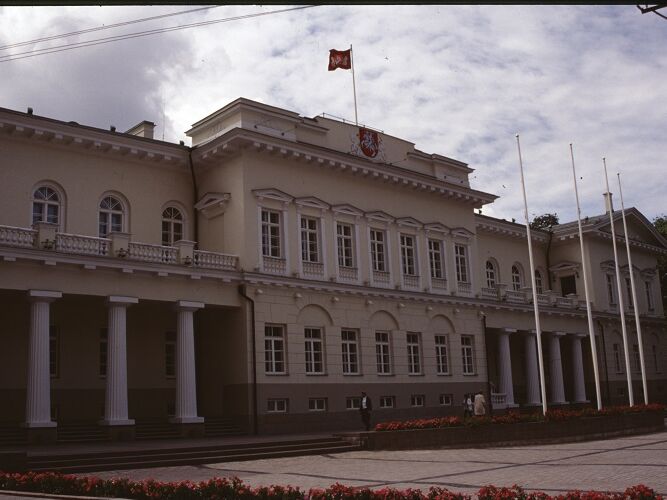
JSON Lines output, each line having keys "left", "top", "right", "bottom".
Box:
{"left": 328, "top": 49, "right": 351, "bottom": 71}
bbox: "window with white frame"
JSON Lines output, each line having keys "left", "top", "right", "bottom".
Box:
{"left": 428, "top": 239, "right": 445, "bottom": 279}
{"left": 304, "top": 327, "right": 324, "bottom": 374}
{"left": 455, "top": 244, "right": 469, "bottom": 283}
{"left": 267, "top": 399, "right": 288, "bottom": 413}
{"left": 300, "top": 216, "right": 320, "bottom": 263}
{"left": 645, "top": 281, "right": 654, "bottom": 311}
{"left": 341, "top": 329, "right": 360, "bottom": 375}
{"left": 99, "top": 328, "right": 108, "bottom": 377}
{"left": 406, "top": 332, "right": 422, "bottom": 374}
{"left": 485, "top": 261, "right": 497, "bottom": 288}
{"left": 461, "top": 335, "right": 475, "bottom": 375}
{"left": 625, "top": 277, "right": 633, "bottom": 309}
{"left": 308, "top": 398, "right": 327, "bottom": 411}
{"left": 49, "top": 325, "right": 59, "bottom": 378}
{"left": 336, "top": 222, "right": 355, "bottom": 268}
{"left": 612, "top": 343, "right": 623, "bottom": 373}
{"left": 435, "top": 335, "right": 449, "bottom": 375}
{"left": 165, "top": 331, "right": 176, "bottom": 377}
{"left": 606, "top": 274, "right": 616, "bottom": 305}
{"left": 439, "top": 394, "right": 453, "bottom": 406}
{"left": 346, "top": 397, "right": 361, "bottom": 410}
{"left": 410, "top": 394, "right": 425, "bottom": 407}
{"left": 161, "top": 206, "right": 183, "bottom": 246}
{"left": 379, "top": 396, "right": 395, "bottom": 408}
{"left": 370, "top": 229, "right": 387, "bottom": 272}
{"left": 535, "top": 270, "right": 544, "bottom": 294}
{"left": 261, "top": 209, "right": 282, "bottom": 258}
{"left": 99, "top": 195, "right": 124, "bottom": 237}
{"left": 32, "top": 186, "right": 60, "bottom": 226}
{"left": 400, "top": 234, "right": 417, "bottom": 276}
{"left": 375, "top": 331, "right": 391, "bottom": 374}
{"left": 511, "top": 264, "right": 523, "bottom": 291}
{"left": 265, "top": 325, "right": 286, "bottom": 374}
{"left": 632, "top": 344, "right": 641, "bottom": 373}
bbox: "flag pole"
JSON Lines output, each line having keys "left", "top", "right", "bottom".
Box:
{"left": 569, "top": 144, "right": 602, "bottom": 410}
{"left": 350, "top": 44, "right": 359, "bottom": 126}
{"left": 516, "top": 134, "right": 548, "bottom": 416}
{"left": 617, "top": 172, "right": 648, "bottom": 404}
{"left": 603, "top": 158, "right": 634, "bottom": 406}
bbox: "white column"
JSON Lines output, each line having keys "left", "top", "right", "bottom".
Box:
{"left": 548, "top": 332, "right": 567, "bottom": 404}
{"left": 571, "top": 334, "right": 588, "bottom": 403}
{"left": 524, "top": 330, "right": 541, "bottom": 406}
{"left": 101, "top": 296, "right": 137, "bottom": 426}
{"left": 25, "top": 290, "right": 62, "bottom": 427}
{"left": 497, "top": 329, "right": 516, "bottom": 406}
{"left": 171, "top": 300, "right": 204, "bottom": 424}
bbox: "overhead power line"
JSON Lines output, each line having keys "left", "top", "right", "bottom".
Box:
{"left": 1, "top": 5, "right": 317, "bottom": 63}
{"left": 0, "top": 5, "right": 223, "bottom": 51}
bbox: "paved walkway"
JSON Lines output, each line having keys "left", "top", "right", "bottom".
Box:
{"left": 78, "top": 430, "right": 667, "bottom": 496}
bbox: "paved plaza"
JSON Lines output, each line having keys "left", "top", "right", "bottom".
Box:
{"left": 80, "top": 430, "right": 667, "bottom": 496}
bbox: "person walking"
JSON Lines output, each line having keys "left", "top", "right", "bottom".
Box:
{"left": 473, "top": 390, "right": 487, "bottom": 417}
{"left": 463, "top": 393, "right": 473, "bottom": 419}
{"left": 360, "top": 391, "right": 373, "bottom": 431}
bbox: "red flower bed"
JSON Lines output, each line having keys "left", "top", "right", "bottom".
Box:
{"left": 0, "top": 472, "right": 662, "bottom": 499}
{"left": 374, "top": 404, "right": 665, "bottom": 432}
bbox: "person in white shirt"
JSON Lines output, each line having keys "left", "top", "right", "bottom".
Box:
{"left": 360, "top": 391, "right": 373, "bottom": 431}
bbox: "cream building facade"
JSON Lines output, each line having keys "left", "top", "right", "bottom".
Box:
{"left": 0, "top": 98, "right": 665, "bottom": 442}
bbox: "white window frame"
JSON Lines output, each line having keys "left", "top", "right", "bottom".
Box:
{"left": 304, "top": 327, "right": 325, "bottom": 374}
{"left": 379, "top": 396, "right": 395, "bottom": 409}
{"left": 400, "top": 234, "right": 418, "bottom": 276}
{"left": 98, "top": 194, "right": 126, "bottom": 238}
{"left": 406, "top": 332, "right": 422, "bottom": 375}
{"left": 375, "top": 331, "right": 392, "bottom": 375}
{"left": 439, "top": 394, "right": 453, "bottom": 406}
{"left": 435, "top": 334, "right": 450, "bottom": 375}
{"left": 428, "top": 238, "right": 445, "bottom": 279}
{"left": 161, "top": 206, "right": 184, "bottom": 246}
{"left": 346, "top": 397, "right": 361, "bottom": 410}
{"left": 300, "top": 216, "right": 321, "bottom": 263}
{"left": 461, "top": 335, "right": 475, "bottom": 375}
{"left": 308, "top": 398, "right": 327, "bottom": 411}
{"left": 410, "top": 394, "right": 425, "bottom": 407}
{"left": 455, "top": 244, "right": 469, "bottom": 284}
{"left": 265, "top": 324, "right": 287, "bottom": 375}
{"left": 261, "top": 208, "right": 283, "bottom": 258}
{"left": 336, "top": 222, "right": 355, "bottom": 269}
{"left": 370, "top": 228, "right": 387, "bottom": 272}
{"left": 32, "top": 185, "right": 62, "bottom": 228}
{"left": 511, "top": 264, "right": 523, "bottom": 291}
{"left": 485, "top": 260, "right": 497, "bottom": 288}
{"left": 267, "top": 399, "right": 288, "bottom": 413}
{"left": 535, "top": 270, "right": 544, "bottom": 295}
{"left": 341, "top": 328, "right": 360, "bottom": 375}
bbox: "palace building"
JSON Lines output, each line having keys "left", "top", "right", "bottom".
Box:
{"left": 0, "top": 98, "right": 665, "bottom": 442}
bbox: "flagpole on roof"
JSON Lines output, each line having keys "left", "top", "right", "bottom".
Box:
{"left": 617, "top": 172, "right": 648, "bottom": 404}
{"left": 603, "top": 158, "right": 634, "bottom": 406}
{"left": 569, "top": 144, "right": 602, "bottom": 410}
{"left": 350, "top": 44, "right": 359, "bottom": 126}
{"left": 516, "top": 134, "right": 548, "bottom": 416}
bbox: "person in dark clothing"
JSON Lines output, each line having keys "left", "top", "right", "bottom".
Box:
{"left": 360, "top": 391, "right": 373, "bottom": 431}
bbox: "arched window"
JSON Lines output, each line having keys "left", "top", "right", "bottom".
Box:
{"left": 32, "top": 186, "right": 60, "bottom": 226}
{"left": 485, "top": 260, "right": 497, "bottom": 288}
{"left": 535, "top": 270, "right": 544, "bottom": 294}
{"left": 161, "top": 206, "right": 183, "bottom": 246}
{"left": 511, "top": 264, "right": 523, "bottom": 291}
{"left": 99, "top": 196, "right": 124, "bottom": 237}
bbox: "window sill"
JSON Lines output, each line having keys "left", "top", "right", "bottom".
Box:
{"left": 342, "top": 373, "right": 363, "bottom": 376}
{"left": 408, "top": 373, "right": 425, "bottom": 377}
{"left": 265, "top": 372, "right": 288, "bottom": 376}
{"left": 377, "top": 372, "right": 394, "bottom": 376}
{"left": 462, "top": 373, "right": 477, "bottom": 377}
{"left": 436, "top": 373, "right": 452, "bottom": 377}
{"left": 306, "top": 373, "right": 328, "bottom": 376}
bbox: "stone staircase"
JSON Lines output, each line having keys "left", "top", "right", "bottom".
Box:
{"left": 204, "top": 416, "right": 244, "bottom": 437}
{"left": 135, "top": 419, "right": 181, "bottom": 440}
{"left": 57, "top": 421, "right": 108, "bottom": 443}
{"left": 0, "top": 423, "right": 26, "bottom": 445}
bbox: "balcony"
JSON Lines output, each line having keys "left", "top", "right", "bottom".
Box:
{"left": 0, "top": 225, "right": 36, "bottom": 248}
{"left": 481, "top": 287, "right": 499, "bottom": 299}
{"left": 372, "top": 270, "right": 391, "bottom": 287}
{"left": 262, "top": 256, "right": 287, "bottom": 275}
{"left": 457, "top": 281, "right": 472, "bottom": 295}
{"left": 402, "top": 274, "right": 420, "bottom": 289}
{"left": 129, "top": 242, "right": 176, "bottom": 264}
{"left": 338, "top": 266, "right": 358, "bottom": 282}
{"left": 56, "top": 233, "right": 109, "bottom": 256}
{"left": 505, "top": 289, "right": 529, "bottom": 304}
{"left": 431, "top": 277, "right": 448, "bottom": 291}
{"left": 302, "top": 260, "right": 324, "bottom": 279}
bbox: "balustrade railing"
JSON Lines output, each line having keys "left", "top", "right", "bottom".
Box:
{"left": 481, "top": 287, "right": 499, "bottom": 299}
{"left": 302, "top": 261, "right": 324, "bottom": 277}
{"left": 0, "top": 225, "right": 37, "bottom": 248}
{"left": 128, "top": 242, "right": 177, "bottom": 264}
{"left": 403, "top": 274, "right": 420, "bottom": 289}
{"left": 56, "top": 233, "right": 110, "bottom": 256}
{"left": 193, "top": 250, "right": 238, "bottom": 271}
{"left": 338, "top": 266, "right": 358, "bottom": 282}
{"left": 457, "top": 281, "right": 472, "bottom": 295}
{"left": 505, "top": 289, "right": 528, "bottom": 303}
{"left": 491, "top": 392, "right": 507, "bottom": 409}
{"left": 373, "top": 270, "right": 391, "bottom": 286}
{"left": 431, "top": 277, "right": 448, "bottom": 291}
{"left": 263, "top": 256, "right": 287, "bottom": 275}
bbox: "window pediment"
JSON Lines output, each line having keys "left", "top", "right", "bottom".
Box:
{"left": 252, "top": 188, "right": 294, "bottom": 205}
{"left": 396, "top": 217, "right": 423, "bottom": 229}
{"left": 365, "top": 210, "right": 395, "bottom": 224}
{"left": 295, "top": 196, "right": 330, "bottom": 211}
{"left": 550, "top": 261, "right": 581, "bottom": 274}
{"left": 195, "top": 192, "right": 230, "bottom": 219}
{"left": 451, "top": 227, "right": 474, "bottom": 240}
{"left": 424, "top": 222, "right": 450, "bottom": 235}
{"left": 332, "top": 203, "right": 364, "bottom": 217}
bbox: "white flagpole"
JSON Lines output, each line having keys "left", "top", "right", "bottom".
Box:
{"left": 350, "top": 44, "right": 359, "bottom": 126}
{"left": 516, "top": 134, "right": 548, "bottom": 415}
{"left": 569, "top": 144, "right": 602, "bottom": 410}
{"left": 603, "top": 158, "right": 634, "bottom": 406}
{"left": 617, "top": 172, "right": 648, "bottom": 404}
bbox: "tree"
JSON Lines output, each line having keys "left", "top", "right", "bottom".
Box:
{"left": 653, "top": 214, "right": 667, "bottom": 310}
{"left": 530, "top": 213, "right": 559, "bottom": 231}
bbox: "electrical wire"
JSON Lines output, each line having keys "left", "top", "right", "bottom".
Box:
{"left": 1, "top": 5, "right": 317, "bottom": 63}
{"left": 0, "top": 5, "right": 223, "bottom": 51}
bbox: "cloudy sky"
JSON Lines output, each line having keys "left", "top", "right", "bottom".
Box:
{"left": 1, "top": 5, "right": 665, "bottom": 225}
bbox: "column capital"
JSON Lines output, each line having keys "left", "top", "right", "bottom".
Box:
{"left": 106, "top": 296, "right": 138, "bottom": 306}
{"left": 175, "top": 300, "right": 205, "bottom": 312}
{"left": 28, "top": 290, "right": 62, "bottom": 303}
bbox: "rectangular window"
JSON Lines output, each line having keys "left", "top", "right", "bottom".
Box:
{"left": 99, "top": 328, "right": 108, "bottom": 377}
{"left": 261, "top": 209, "right": 282, "bottom": 258}
{"left": 455, "top": 244, "right": 469, "bottom": 283}
{"left": 406, "top": 332, "right": 422, "bottom": 374}
{"left": 400, "top": 234, "right": 417, "bottom": 276}
{"left": 632, "top": 344, "right": 641, "bottom": 373}
{"left": 606, "top": 274, "right": 616, "bottom": 305}
{"left": 410, "top": 394, "right": 425, "bottom": 407}
{"left": 300, "top": 216, "right": 320, "bottom": 263}
{"left": 265, "top": 325, "right": 286, "bottom": 374}
{"left": 461, "top": 335, "right": 475, "bottom": 375}
{"left": 336, "top": 223, "right": 355, "bottom": 268}
{"left": 626, "top": 277, "right": 634, "bottom": 309}
{"left": 308, "top": 398, "right": 327, "bottom": 411}
{"left": 379, "top": 396, "right": 395, "bottom": 409}
{"left": 645, "top": 281, "right": 654, "bottom": 311}
{"left": 341, "top": 328, "right": 360, "bottom": 375}
{"left": 267, "top": 399, "right": 288, "bottom": 413}
{"left": 370, "top": 229, "right": 386, "bottom": 272}
{"left": 439, "top": 394, "right": 453, "bottom": 406}
{"left": 165, "top": 331, "right": 176, "bottom": 377}
{"left": 49, "top": 325, "right": 59, "bottom": 378}
{"left": 375, "top": 331, "right": 392, "bottom": 374}
{"left": 304, "top": 327, "right": 324, "bottom": 374}
{"left": 613, "top": 343, "right": 623, "bottom": 373}
{"left": 428, "top": 239, "right": 444, "bottom": 279}
{"left": 346, "top": 397, "right": 361, "bottom": 410}
{"left": 435, "top": 335, "right": 449, "bottom": 375}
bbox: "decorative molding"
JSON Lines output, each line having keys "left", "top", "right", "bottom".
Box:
{"left": 194, "top": 192, "right": 231, "bottom": 219}
{"left": 252, "top": 188, "right": 294, "bottom": 205}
